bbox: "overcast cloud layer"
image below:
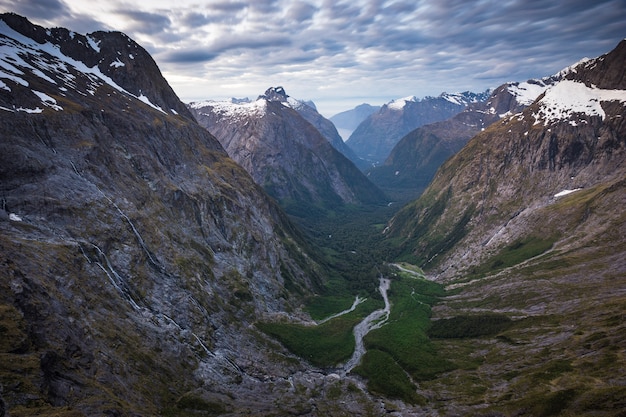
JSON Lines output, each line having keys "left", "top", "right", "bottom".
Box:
{"left": 1, "top": 0, "right": 624, "bottom": 116}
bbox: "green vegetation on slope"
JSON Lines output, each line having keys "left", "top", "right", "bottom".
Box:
{"left": 354, "top": 349, "right": 426, "bottom": 405}
{"left": 256, "top": 298, "right": 382, "bottom": 367}
{"left": 292, "top": 203, "right": 401, "bottom": 297}
{"left": 467, "top": 235, "right": 557, "bottom": 279}
{"left": 428, "top": 313, "right": 513, "bottom": 338}
{"left": 305, "top": 294, "right": 361, "bottom": 321}
{"left": 356, "top": 273, "right": 455, "bottom": 386}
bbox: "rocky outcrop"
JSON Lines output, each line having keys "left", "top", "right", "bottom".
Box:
{"left": 277, "top": 89, "right": 367, "bottom": 169}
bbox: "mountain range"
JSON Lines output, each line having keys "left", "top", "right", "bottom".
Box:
{"left": 188, "top": 86, "right": 385, "bottom": 217}
{"left": 1, "top": 11, "right": 625, "bottom": 417}
{"left": 367, "top": 76, "right": 561, "bottom": 200}
{"left": 345, "top": 91, "right": 491, "bottom": 165}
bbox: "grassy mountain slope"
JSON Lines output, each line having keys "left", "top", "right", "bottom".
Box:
{"left": 381, "top": 40, "right": 626, "bottom": 416}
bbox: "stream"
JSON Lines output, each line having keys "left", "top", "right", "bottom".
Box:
{"left": 318, "top": 295, "right": 366, "bottom": 324}
{"left": 341, "top": 276, "right": 391, "bottom": 375}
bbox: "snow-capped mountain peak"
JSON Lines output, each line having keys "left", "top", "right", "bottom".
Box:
{"left": 553, "top": 57, "right": 592, "bottom": 78}
{"left": 504, "top": 55, "right": 607, "bottom": 108}
{"left": 188, "top": 97, "right": 268, "bottom": 120}
{"left": 386, "top": 91, "right": 489, "bottom": 111}
{"left": 387, "top": 95, "right": 419, "bottom": 110}
{"left": 257, "top": 86, "right": 317, "bottom": 111}
{"left": 505, "top": 79, "right": 553, "bottom": 106}
{"left": 189, "top": 87, "right": 320, "bottom": 123}
{"left": 440, "top": 90, "right": 491, "bottom": 106}
{"left": 0, "top": 13, "right": 190, "bottom": 117}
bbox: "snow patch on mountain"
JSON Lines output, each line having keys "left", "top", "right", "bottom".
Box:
{"left": 387, "top": 95, "right": 418, "bottom": 110}
{"left": 442, "top": 91, "right": 489, "bottom": 105}
{"left": 31, "top": 89, "right": 62, "bottom": 110}
{"left": 110, "top": 58, "right": 125, "bottom": 68}
{"left": 554, "top": 188, "right": 582, "bottom": 198}
{"left": 16, "top": 106, "right": 42, "bottom": 113}
{"left": 190, "top": 98, "right": 268, "bottom": 119}
{"left": 86, "top": 35, "right": 101, "bottom": 52}
{"left": 137, "top": 93, "right": 165, "bottom": 114}
{"left": 533, "top": 80, "right": 626, "bottom": 125}
{"left": 0, "top": 20, "right": 168, "bottom": 114}
{"left": 554, "top": 57, "right": 591, "bottom": 78}
{"left": 507, "top": 80, "right": 551, "bottom": 106}
{"left": 286, "top": 96, "right": 316, "bottom": 111}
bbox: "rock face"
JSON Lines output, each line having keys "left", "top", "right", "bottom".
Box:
{"left": 188, "top": 87, "right": 386, "bottom": 216}
{"left": 345, "top": 91, "right": 490, "bottom": 165}
{"left": 383, "top": 41, "right": 626, "bottom": 415}
{"left": 279, "top": 89, "right": 367, "bottom": 169}
{"left": 368, "top": 78, "right": 558, "bottom": 200}
{"left": 0, "top": 14, "right": 384, "bottom": 416}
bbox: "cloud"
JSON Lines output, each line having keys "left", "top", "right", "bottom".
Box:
{"left": 212, "top": 33, "right": 291, "bottom": 52}
{"left": 160, "top": 49, "right": 218, "bottom": 63}
{"left": 209, "top": 1, "right": 248, "bottom": 12}
{"left": 180, "top": 12, "right": 214, "bottom": 27}
{"left": 286, "top": 1, "right": 317, "bottom": 22}
{"left": 381, "top": 1, "right": 416, "bottom": 15}
{"left": 113, "top": 9, "right": 172, "bottom": 35}
{"left": 3, "top": 0, "right": 625, "bottom": 116}
{"left": 0, "top": 0, "right": 110, "bottom": 33}
{"left": 0, "top": 0, "right": 68, "bottom": 19}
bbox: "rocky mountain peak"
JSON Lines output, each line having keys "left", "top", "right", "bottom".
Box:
{"left": 564, "top": 38, "right": 626, "bottom": 89}
{"left": 0, "top": 12, "right": 193, "bottom": 119}
{"left": 260, "top": 85, "right": 289, "bottom": 102}
{"left": 440, "top": 90, "right": 492, "bottom": 105}
{"left": 189, "top": 93, "right": 386, "bottom": 215}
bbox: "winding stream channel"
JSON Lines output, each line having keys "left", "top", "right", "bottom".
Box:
{"left": 341, "top": 277, "right": 391, "bottom": 375}
{"left": 317, "top": 295, "right": 366, "bottom": 324}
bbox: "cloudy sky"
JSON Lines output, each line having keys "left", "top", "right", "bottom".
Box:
{"left": 1, "top": 0, "right": 625, "bottom": 116}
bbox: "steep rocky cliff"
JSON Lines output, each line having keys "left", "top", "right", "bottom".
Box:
{"left": 281, "top": 89, "right": 367, "bottom": 170}
{"left": 0, "top": 14, "right": 383, "bottom": 416}
{"left": 189, "top": 87, "right": 386, "bottom": 217}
